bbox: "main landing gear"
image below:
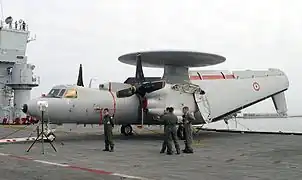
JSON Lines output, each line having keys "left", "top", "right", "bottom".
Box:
{"left": 121, "top": 124, "right": 133, "bottom": 136}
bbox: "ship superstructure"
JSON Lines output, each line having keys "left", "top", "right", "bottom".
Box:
{"left": 0, "top": 16, "right": 39, "bottom": 123}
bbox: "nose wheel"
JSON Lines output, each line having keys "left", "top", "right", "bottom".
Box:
{"left": 121, "top": 124, "right": 133, "bottom": 136}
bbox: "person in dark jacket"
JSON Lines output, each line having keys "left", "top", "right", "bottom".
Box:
{"left": 160, "top": 107, "right": 170, "bottom": 153}
{"left": 182, "top": 106, "right": 195, "bottom": 153}
{"left": 160, "top": 107, "right": 180, "bottom": 155}
{"left": 103, "top": 108, "right": 114, "bottom": 152}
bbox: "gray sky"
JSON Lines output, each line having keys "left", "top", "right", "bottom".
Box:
{"left": 1, "top": 0, "right": 301, "bottom": 114}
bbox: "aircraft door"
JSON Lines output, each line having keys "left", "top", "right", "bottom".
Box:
{"left": 193, "top": 90, "right": 212, "bottom": 123}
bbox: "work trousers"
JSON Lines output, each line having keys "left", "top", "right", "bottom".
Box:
{"left": 183, "top": 123, "right": 193, "bottom": 151}
{"left": 104, "top": 129, "right": 114, "bottom": 149}
{"left": 166, "top": 126, "right": 180, "bottom": 153}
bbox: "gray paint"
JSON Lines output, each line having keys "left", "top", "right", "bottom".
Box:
{"left": 25, "top": 67, "right": 289, "bottom": 128}
{"left": 162, "top": 65, "right": 189, "bottom": 84}
{"left": 118, "top": 51, "right": 226, "bottom": 68}
{"left": 0, "top": 20, "right": 39, "bottom": 120}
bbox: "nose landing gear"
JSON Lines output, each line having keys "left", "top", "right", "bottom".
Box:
{"left": 121, "top": 124, "right": 133, "bottom": 136}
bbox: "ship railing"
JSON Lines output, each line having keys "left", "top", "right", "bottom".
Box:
{"left": 32, "top": 75, "right": 40, "bottom": 85}
{"left": 0, "top": 20, "right": 29, "bottom": 31}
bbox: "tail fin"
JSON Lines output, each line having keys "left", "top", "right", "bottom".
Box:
{"left": 77, "top": 64, "right": 84, "bottom": 87}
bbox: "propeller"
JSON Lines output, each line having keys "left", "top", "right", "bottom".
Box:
{"left": 77, "top": 64, "right": 84, "bottom": 87}
{"left": 116, "top": 53, "right": 165, "bottom": 126}
{"left": 116, "top": 53, "right": 165, "bottom": 98}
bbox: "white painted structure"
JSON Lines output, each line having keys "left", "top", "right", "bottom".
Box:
{"left": 23, "top": 51, "right": 289, "bottom": 140}
{"left": 0, "top": 17, "right": 39, "bottom": 122}
{"left": 188, "top": 68, "right": 288, "bottom": 122}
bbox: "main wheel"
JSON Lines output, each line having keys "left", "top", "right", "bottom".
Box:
{"left": 121, "top": 124, "right": 133, "bottom": 136}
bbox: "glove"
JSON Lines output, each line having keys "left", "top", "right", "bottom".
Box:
{"left": 182, "top": 115, "right": 185, "bottom": 118}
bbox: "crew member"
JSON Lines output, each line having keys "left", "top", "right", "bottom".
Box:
{"left": 22, "top": 21, "right": 26, "bottom": 31}
{"left": 182, "top": 106, "right": 195, "bottom": 153}
{"left": 160, "top": 107, "right": 180, "bottom": 155}
{"left": 160, "top": 107, "right": 170, "bottom": 153}
{"left": 102, "top": 108, "right": 114, "bottom": 152}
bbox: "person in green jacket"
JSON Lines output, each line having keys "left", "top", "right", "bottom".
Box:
{"left": 182, "top": 106, "right": 195, "bottom": 153}
{"left": 160, "top": 107, "right": 170, "bottom": 153}
{"left": 102, "top": 108, "right": 114, "bottom": 152}
{"left": 160, "top": 107, "right": 180, "bottom": 155}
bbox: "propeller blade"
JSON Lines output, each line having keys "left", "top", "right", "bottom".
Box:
{"left": 135, "top": 53, "right": 145, "bottom": 83}
{"left": 116, "top": 86, "right": 136, "bottom": 98}
{"left": 116, "top": 53, "right": 165, "bottom": 98}
{"left": 139, "top": 80, "right": 166, "bottom": 94}
{"left": 116, "top": 80, "right": 165, "bottom": 98}
{"left": 77, "top": 64, "right": 84, "bottom": 87}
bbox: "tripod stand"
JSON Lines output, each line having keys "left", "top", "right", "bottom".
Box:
{"left": 26, "top": 110, "right": 57, "bottom": 154}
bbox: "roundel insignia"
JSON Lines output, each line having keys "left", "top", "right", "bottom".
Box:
{"left": 253, "top": 82, "right": 260, "bottom": 91}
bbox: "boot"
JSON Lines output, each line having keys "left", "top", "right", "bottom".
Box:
{"left": 183, "top": 148, "right": 193, "bottom": 154}
{"left": 185, "top": 150, "right": 193, "bottom": 154}
{"left": 160, "top": 147, "right": 166, "bottom": 153}
{"left": 109, "top": 145, "right": 114, "bottom": 152}
{"left": 166, "top": 151, "right": 173, "bottom": 155}
{"left": 176, "top": 148, "right": 180, "bottom": 155}
{"left": 103, "top": 145, "right": 109, "bottom": 151}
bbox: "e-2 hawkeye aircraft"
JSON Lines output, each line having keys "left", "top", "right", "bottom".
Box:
{"left": 22, "top": 51, "right": 289, "bottom": 141}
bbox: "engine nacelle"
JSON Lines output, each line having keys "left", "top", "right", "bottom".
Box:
{"left": 145, "top": 84, "right": 197, "bottom": 115}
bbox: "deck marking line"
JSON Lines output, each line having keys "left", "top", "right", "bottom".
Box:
{"left": 0, "top": 136, "right": 43, "bottom": 144}
{"left": 9, "top": 154, "right": 32, "bottom": 160}
{"left": 0, "top": 153, "right": 10, "bottom": 156}
{"left": 34, "top": 160, "right": 69, "bottom": 167}
{"left": 68, "top": 165, "right": 112, "bottom": 175}
{"left": 112, "top": 173, "right": 149, "bottom": 179}
{"left": 0, "top": 152, "right": 150, "bottom": 179}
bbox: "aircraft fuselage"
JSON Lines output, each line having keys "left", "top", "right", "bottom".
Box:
{"left": 24, "top": 68, "right": 289, "bottom": 127}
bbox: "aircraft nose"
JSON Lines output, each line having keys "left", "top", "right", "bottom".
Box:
{"left": 23, "top": 98, "right": 40, "bottom": 117}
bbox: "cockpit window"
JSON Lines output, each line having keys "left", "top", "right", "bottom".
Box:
{"left": 45, "top": 89, "right": 67, "bottom": 98}
{"left": 64, "top": 89, "right": 77, "bottom": 98}
{"left": 47, "top": 89, "right": 61, "bottom": 97}
{"left": 58, "top": 89, "right": 66, "bottom": 97}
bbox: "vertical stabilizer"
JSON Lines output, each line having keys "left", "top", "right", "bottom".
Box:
{"left": 77, "top": 64, "right": 84, "bottom": 87}
{"left": 272, "top": 92, "right": 287, "bottom": 115}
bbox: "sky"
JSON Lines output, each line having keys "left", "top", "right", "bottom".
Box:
{"left": 1, "top": 0, "right": 301, "bottom": 114}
